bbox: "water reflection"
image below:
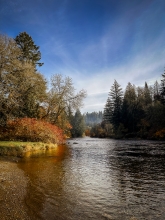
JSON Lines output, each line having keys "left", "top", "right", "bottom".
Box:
{"left": 16, "top": 138, "right": 165, "bottom": 220}
{"left": 109, "top": 140, "right": 165, "bottom": 219}
{"left": 18, "top": 145, "right": 69, "bottom": 220}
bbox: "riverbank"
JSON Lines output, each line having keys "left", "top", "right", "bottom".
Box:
{"left": 0, "top": 157, "right": 30, "bottom": 219}
{"left": 1, "top": 138, "right": 165, "bottom": 219}
{"left": 0, "top": 141, "right": 57, "bottom": 157}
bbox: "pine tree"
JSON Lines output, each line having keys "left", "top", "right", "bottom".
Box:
{"left": 144, "top": 82, "right": 152, "bottom": 106}
{"left": 84, "top": 111, "right": 103, "bottom": 126}
{"left": 153, "top": 80, "right": 161, "bottom": 102}
{"left": 70, "top": 109, "right": 85, "bottom": 137}
{"left": 121, "top": 82, "right": 137, "bottom": 133}
{"left": 15, "top": 32, "right": 43, "bottom": 68}
{"left": 103, "top": 97, "right": 113, "bottom": 123}
{"left": 160, "top": 70, "right": 165, "bottom": 105}
{"left": 109, "top": 80, "right": 123, "bottom": 131}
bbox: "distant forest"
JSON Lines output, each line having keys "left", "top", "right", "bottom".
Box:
{"left": 84, "top": 111, "right": 103, "bottom": 126}
{"left": 89, "top": 74, "right": 165, "bottom": 140}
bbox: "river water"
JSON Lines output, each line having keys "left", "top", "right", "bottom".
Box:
{"left": 1, "top": 137, "right": 165, "bottom": 219}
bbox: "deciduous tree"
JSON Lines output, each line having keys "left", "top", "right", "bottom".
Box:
{"left": 0, "top": 34, "right": 47, "bottom": 126}
{"left": 44, "top": 74, "right": 86, "bottom": 132}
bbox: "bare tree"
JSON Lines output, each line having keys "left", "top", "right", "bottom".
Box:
{"left": 44, "top": 74, "right": 87, "bottom": 126}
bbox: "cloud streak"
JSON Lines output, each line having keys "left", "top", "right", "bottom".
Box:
{"left": 0, "top": 0, "right": 165, "bottom": 113}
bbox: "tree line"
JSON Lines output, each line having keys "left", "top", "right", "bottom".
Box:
{"left": 1, "top": 31, "right": 164, "bottom": 141}
{"left": 0, "top": 32, "right": 86, "bottom": 142}
{"left": 84, "top": 111, "right": 103, "bottom": 126}
{"left": 90, "top": 75, "right": 165, "bottom": 139}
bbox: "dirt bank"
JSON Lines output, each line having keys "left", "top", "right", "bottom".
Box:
{"left": 0, "top": 157, "right": 31, "bottom": 220}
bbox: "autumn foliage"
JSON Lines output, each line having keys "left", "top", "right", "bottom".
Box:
{"left": 2, "top": 118, "right": 65, "bottom": 144}
{"left": 155, "top": 129, "right": 165, "bottom": 139}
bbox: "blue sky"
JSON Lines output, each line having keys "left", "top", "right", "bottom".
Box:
{"left": 0, "top": 0, "right": 165, "bottom": 113}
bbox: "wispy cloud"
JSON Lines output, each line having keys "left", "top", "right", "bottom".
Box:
{"left": 1, "top": 0, "right": 164, "bottom": 113}
{"left": 75, "top": 33, "right": 165, "bottom": 112}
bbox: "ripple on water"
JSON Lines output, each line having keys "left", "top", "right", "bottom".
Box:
{"left": 1, "top": 138, "right": 165, "bottom": 220}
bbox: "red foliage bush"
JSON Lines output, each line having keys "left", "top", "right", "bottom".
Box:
{"left": 155, "top": 129, "right": 165, "bottom": 139}
{"left": 3, "top": 118, "right": 65, "bottom": 144}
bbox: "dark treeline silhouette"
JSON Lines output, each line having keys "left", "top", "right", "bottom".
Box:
{"left": 89, "top": 73, "right": 165, "bottom": 140}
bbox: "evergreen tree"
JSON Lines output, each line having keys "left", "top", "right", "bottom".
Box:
{"left": 144, "top": 82, "right": 152, "bottom": 106}
{"left": 160, "top": 70, "right": 165, "bottom": 105}
{"left": 84, "top": 111, "right": 103, "bottom": 126}
{"left": 15, "top": 32, "right": 43, "bottom": 68}
{"left": 153, "top": 80, "right": 161, "bottom": 102}
{"left": 70, "top": 109, "right": 85, "bottom": 137}
{"left": 121, "top": 83, "right": 137, "bottom": 133}
{"left": 103, "top": 97, "right": 113, "bottom": 123}
{"left": 109, "top": 80, "right": 123, "bottom": 131}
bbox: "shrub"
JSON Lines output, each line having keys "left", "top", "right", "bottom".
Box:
{"left": 155, "top": 129, "right": 165, "bottom": 139}
{"left": 2, "top": 118, "right": 65, "bottom": 144}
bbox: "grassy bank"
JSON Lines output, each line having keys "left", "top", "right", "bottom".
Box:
{"left": 0, "top": 141, "right": 57, "bottom": 157}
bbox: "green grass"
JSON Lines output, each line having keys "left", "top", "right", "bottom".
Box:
{"left": 0, "top": 141, "right": 45, "bottom": 148}
{"left": 0, "top": 141, "right": 58, "bottom": 157}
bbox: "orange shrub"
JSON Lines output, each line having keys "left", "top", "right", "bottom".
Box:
{"left": 4, "top": 118, "right": 65, "bottom": 144}
{"left": 85, "top": 129, "right": 90, "bottom": 136}
{"left": 155, "top": 129, "right": 165, "bottom": 139}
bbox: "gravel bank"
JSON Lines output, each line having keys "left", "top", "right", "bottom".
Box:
{"left": 0, "top": 157, "right": 31, "bottom": 220}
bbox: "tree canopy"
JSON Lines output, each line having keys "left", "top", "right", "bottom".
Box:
{"left": 44, "top": 74, "right": 86, "bottom": 127}
{"left": 15, "top": 32, "right": 43, "bottom": 68}
{"left": 0, "top": 34, "right": 47, "bottom": 126}
{"left": 0, "top": 33, "right": 87, "bottom": 140}
{"left": 100, "top": 75, "right": 165, "bottom": 139}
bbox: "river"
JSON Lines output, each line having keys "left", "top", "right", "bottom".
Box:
{"left": 0, "top": 137, "right": 165, "bottom": 220}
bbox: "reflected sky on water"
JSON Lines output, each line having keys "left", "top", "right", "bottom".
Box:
{"left": 15, "top": 137, "right": 165, "bottom": 220}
